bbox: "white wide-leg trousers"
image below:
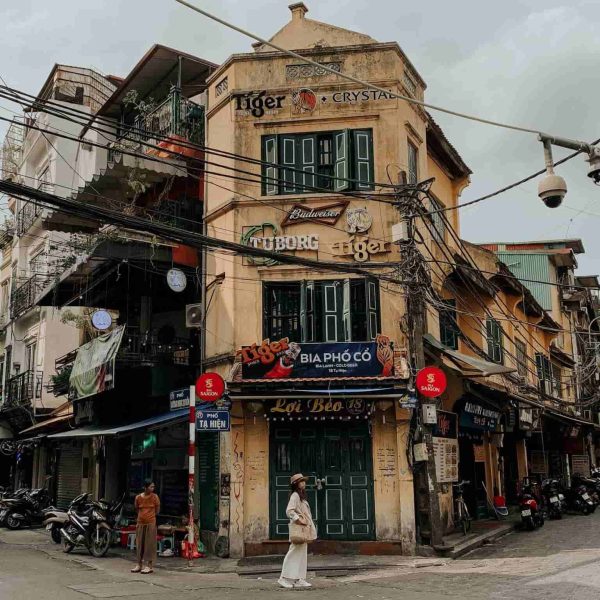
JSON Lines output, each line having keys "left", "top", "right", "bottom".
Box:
{"left": 280, "top": 542, "right": 308, "bottom": 581}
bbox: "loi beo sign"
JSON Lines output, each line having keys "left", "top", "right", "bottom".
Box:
{"left": 281, "top": 201, "right": 349, "bottom": 227}
{"left": 238, "top": 336, "right": 394, "bottom": 380}
{"left": 267, "top": 398, "right": 370, "bottom": 419}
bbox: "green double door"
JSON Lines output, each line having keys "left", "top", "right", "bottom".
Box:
{"left": 270, "top": 422, "right": 375, "bottom": 540}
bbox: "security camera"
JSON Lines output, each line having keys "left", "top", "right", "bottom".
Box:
{"left": 538, "top": 173, "right": 567, "bottom": 208}
{"left": 587, "top": 146, "right": 600, "bottom": 185}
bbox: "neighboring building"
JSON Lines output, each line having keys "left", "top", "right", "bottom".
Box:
{"left": 16, "top": 47, "right": 216, "bottom": 522}
{"left": 204, "top": 3, "right": 471, "bottom": 555}
{"left": 0, "top": 65, "right": 117, "bottom": 490}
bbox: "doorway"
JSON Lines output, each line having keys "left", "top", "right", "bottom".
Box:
{"left": 269, "top": 421, "right": 374, "bottom": 540}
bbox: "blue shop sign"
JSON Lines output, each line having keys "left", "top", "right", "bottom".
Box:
{"left": 196, "top": 410, "right": 230, "bottom": 432}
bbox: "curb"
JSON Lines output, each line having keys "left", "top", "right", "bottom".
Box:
{"left": 435, "top": 523, "right": 516, "bottom": 559}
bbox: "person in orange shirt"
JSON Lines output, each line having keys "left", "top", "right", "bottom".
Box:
{"left": 131, "top": 479, "right": 160, "bottom": 574}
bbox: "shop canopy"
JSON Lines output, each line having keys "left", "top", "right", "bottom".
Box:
{"left": 423, "top": 334, "right": 516, "bottom": 377}
{"left": 47, "top": 409, "right": 188, "bottom": 439}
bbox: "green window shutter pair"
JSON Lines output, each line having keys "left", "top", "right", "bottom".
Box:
{"left": 262, "top": 130, "right": 373, "bottom": 194}
{"left": 486, "top": 318, "right": 503, "bottom": 364}
{"left": 335, "top": 130, "right": 374, "bottom": 192}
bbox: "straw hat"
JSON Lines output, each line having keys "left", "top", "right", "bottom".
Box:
{"left": 290, "top": 473, "right": 308, "bottom": 485}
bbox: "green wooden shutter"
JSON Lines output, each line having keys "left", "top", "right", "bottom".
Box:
{"left": 323, "top": 282, "right": 339, "bottom": 342}
{"left": 352, "top": 130, "right": 374, "bottom": 191}
{"left": 262, "top": 135, "right": 279, "bottom": 196}
{"left": 281, "top": 135, "right": 297, "bottom": 193}
{"left": 334, "top": 130, "right": 350, "bottom": 191}
{"left": 299, "top": 135, "right": 316, "bottom": 193}
{"left": 301, "top": 281, "right": 315, "bottom": 342}
{"left": 366, "top": 280, "right": 379, "bottom": 340}
{"left": 342, "top": 279, "right": 352, "bottom": 342}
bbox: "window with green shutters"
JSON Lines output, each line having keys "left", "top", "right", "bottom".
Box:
{"left": 485, "top": 318, "right": 503, "bottom": 364}
{"left": 263, "top": 279, "right": 380, "bottom": 342}
{"left": 439, "top": 299, "right": 459, "bottom": 350}
{"left": 261, "top": 129, "right": 374, "bottom": 195}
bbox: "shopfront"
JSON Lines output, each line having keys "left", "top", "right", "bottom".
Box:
{"left": 268, "top": 398, "right": 374, "bottom": 540}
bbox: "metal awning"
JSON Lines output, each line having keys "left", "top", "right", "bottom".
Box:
{"left": 20, "top": 412, "right": 74, "bottom": 435}
{"left": 47, "top": 409, "right": 188, "bottom": 439}
{"left": 424, "top": 334, "right": 516, "bottom": 377}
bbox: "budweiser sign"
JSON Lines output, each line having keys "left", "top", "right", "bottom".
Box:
{"left": 281, "top": 201, "right": 349, "bottom": 227}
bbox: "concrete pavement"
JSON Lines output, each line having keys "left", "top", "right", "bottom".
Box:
{"left": 1, "top": 511, "right": 600, "bottom": 599}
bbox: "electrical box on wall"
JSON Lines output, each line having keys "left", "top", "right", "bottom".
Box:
{"left": 391, "top": 221, "right": 409, "bottom": 243}
{"left": 422, "top": 403, "right": 437, "bottom": 425}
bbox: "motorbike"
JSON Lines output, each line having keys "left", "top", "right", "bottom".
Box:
{"left": 43, "top": 507, "right": 70, "bottom": 544}
{"left": 567, "top": 482, "right": 596, "bottom": 515}
{"left": 61, "top": 492, "right": 125, "bottom": 557}
{"left": 572, "top": 474, "right": 600, "bottom": 505}
{"left": 3, "top": 487, "right": 53, "bottom": 530}
{"left": 0, "top": 488, "right": 28, "bottom": 525}
{"left": 541, "top": 478, "right": 563, "bottom": 519}
{"left": 519, "top": 483, "right": 545, "bottom": 530}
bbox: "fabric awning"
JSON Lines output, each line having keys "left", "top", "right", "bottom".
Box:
{"left": 47, "top": 409, "right": 188, "bottom": 439}
{"left": 424, "top": 334, "right": 516, "bottom": 377}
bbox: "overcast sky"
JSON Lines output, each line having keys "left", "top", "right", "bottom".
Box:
{"left": 2, "top": 0, "right": 600, "bottom": 273}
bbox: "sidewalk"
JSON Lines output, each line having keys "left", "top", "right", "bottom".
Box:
{"left": 434, "top": 514, "right": 520, "bottom": 559}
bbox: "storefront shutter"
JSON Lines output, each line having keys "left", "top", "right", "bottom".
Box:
{"left": 334, "top": 130, "right": 350, "bottom": 191}
{"left": 352, "top": 130, "right": 374, "bottom": 190}
{"left": 281, "top": 135, "right": 297, "bottom": 193}
{"left": 262, "top": 135, "right": 279, "bottom": 195}
{"left": 298, "top": 135, "right": 317, "bottom": 193}
{"left": 56, "top": 444, "right": 82, "bottom": 509}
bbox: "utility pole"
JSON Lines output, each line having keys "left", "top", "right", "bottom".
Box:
{"left": 395, "top": 180, "right": 443, "bottom": 548}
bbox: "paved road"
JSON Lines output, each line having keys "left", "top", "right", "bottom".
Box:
{"left": 2, "top": 512, "right": 600, "bottom": 599}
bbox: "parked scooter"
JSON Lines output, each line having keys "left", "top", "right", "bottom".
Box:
{"left": 572, "top": 474, "right": 600, "bottom": 505}
{"left": 541, "top": 479, "right": 563, "bottom": 520}
{"left": 519, "top": 482, "right": 545, "bottom": 530}
{"left": 43, "top": 506, "right": 70, "bottom": 544}
{"left": 3, "top": 487, "right": 53, "bottom": 529}
{"left": 0, "top": 488, "right": 28, "bottom": 525}
{"left": 61, "top": 492, "right": 125, "bottom": 557}
{"left": 566, "top": 481, "right": 596, "bottom": 515}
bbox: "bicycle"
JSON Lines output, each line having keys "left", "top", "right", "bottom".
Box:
{"left": 453, "top": 480, "right": 472, "bottom": 535}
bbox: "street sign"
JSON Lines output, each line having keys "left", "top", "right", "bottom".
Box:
{"left": 415, "top": 366, "right": 447, "bottom": 398}
{"left": 169, "top": 388, "right": 226, "bottom": 412}
{"left": 195, "top": 372, "right": 225, "bottom": 402}
{"left": 196, "top": 410, "right": 230, "bottom": 432}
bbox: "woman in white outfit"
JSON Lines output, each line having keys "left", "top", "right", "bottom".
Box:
{"left": 278, "top": 473, "right": 317, "bottom": 589}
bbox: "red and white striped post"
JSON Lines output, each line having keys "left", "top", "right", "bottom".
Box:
{"left": 188, "top": 384, "right": 196, "bottom": 566}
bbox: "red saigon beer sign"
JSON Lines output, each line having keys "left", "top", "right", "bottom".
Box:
{"left": 416, "top": 367, "right": 447, "bottom": 398}
{"left": 195, "top": 372, "right": 225, "bottom": 402}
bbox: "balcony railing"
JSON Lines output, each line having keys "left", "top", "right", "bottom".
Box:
{"left": 118, "top": 327, "right": 190, "bottom": 367}
{"left": 5, "top": 370, "right": 43, "bottom": 407}
{"left": 10, "top": 274, "right": 53, "bottom": 319}
{"left": 47, "top": 349, "right": 77, "bottom": 397}
{"left": 16, "top": 202, "right": 43, "bottom": 237}
{"left": 109, "top": 87, "right": 204, "bottom": 162}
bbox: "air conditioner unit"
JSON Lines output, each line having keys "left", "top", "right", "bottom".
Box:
{"left": 185, "top": 303, "right": 203, "bottom": 328}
